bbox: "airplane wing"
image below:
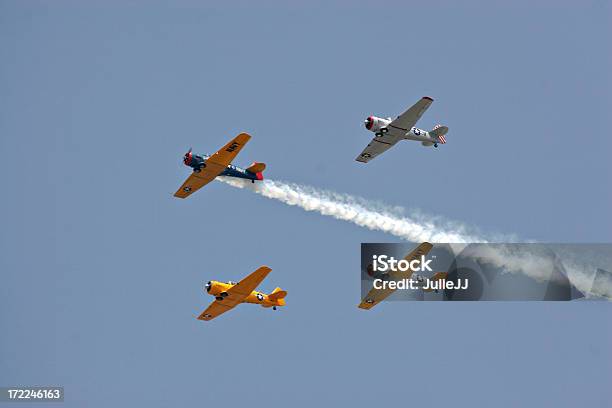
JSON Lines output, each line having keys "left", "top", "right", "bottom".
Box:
{"left": 197, "top": 266, "right": 272, "bottom": 321}
{"left": 174, "top": 170, "right": 221, "bottom": 199}
{"left": 358, "top": 242, "right": 433, "bottom": 310}
{"left": 386, "top": 97, "right": 434, "bottom": 135}
{"left": 206, "top": 132, "right": 251, "bottom": 168}
{"left": 197, "top": 299, "right": 237, "bottom": 321}
{"left": 174, "top": 133, "right": 251, "bottom": 198}
{"left": 227, "top": 265, "right": 272, "bottom": 298}
{"left": 355, "top": 134, "right": 402, "bottom": 163}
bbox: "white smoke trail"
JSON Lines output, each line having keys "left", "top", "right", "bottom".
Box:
{"left": 218, "top": 177, "right": 610, "bottom": 298}
{"left": 218, "top": 177, "right": 514, "bottom": 243}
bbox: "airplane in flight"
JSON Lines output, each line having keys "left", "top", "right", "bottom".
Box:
{"left": 358, "top": 242, "right": 447, "bottom": 310}
{"left": 198, "top": 266, "right": 287, "bottom": 321}
{"left": 356, "top": 96, "right": 449, "bottom": 163}
{"left": 174, "top": 132, "right": 266, "bottom": 199}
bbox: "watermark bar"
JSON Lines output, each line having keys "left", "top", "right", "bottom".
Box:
{"left": 360, "top": 243, "right": 612, "bottom": 302}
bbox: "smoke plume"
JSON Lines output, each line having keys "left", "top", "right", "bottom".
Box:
{"left": 218, "top": 177, "right": 513, "bottom": 243}
{"left": 218, "top": 177, "right": 610, "bottom": 298}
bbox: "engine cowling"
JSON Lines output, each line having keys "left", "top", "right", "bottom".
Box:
{"left": 364, "top": 116, "right": 391, "bottom": 133}
{"left": 183, "top": 149, "right": 193, "bottom": 165}
{"left": 204, "top": 280, "right": 223, "bottom": 295}
{"left": 366, "top": 263, "right": 389, "bottom": 279}
{"left": 183, "top": 150, "right": 206, "bottom": 171}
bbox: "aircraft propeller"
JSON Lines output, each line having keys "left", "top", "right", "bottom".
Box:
{"left": 183, "top": 147, "right": 193, "bottom": 165}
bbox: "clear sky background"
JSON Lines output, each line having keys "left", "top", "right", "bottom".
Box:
{"left": 1, "top": 1, "right": 611, "bottom": 407}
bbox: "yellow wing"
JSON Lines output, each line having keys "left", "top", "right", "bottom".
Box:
{"left": 357, "top": 284, "right": 397, "bottom": 310}
{"left": 197, "top": 266, "right": 272, "bottom": 322}
{"left": 197, "top": 300, "right": 237, "bottom": 321}
{"left": 358, "top": 242, "right": 433, "bottom": 310}
{"left": 227, "top": 266, "right": 272, "bottom": 298}
{"left": 173, "top": 133, "right": 252, "bottom": 199}
{"left": 174, "top": 167, "right": 223, "bottom": 198}
{"left": 207, "top": 132, "right": 251, "bottom": 167}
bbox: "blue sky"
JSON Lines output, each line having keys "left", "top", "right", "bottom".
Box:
{"left": 1, "top": 1, "right": 610, "bottom": 407}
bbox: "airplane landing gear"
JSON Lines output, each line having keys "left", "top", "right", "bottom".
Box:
{"left": 273, "top": 306, "right": 277, "bottom": 310}
{"left": 375, "top": 128, "right": 389, "bottom": 137}
{"left": 434, "top": 143, "right": 438, "bottom": 148}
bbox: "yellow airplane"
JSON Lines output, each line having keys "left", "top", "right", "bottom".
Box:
{"left": 198, "top": 266, "right": 287, "bottom": 321}
{"left": 358, "top": 242, "right": 447, "bottom": 310}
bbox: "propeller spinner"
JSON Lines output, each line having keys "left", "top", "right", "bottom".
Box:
{"left": 183, "top": 148, "right": 193, "bottom": 166}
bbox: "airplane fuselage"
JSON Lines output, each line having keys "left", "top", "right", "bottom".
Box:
{"left": 401, "top": 126, "right": 434, "bottom": 143}
{"left": 185, "top": 152, "right": 263, "bottom": 182}
{"left": 205, "top": 280, "right": 284, "bottom": 308}
{"left": 365, "top": 114, "right": 447, "bottom": 147}
{"left": 373, "top": 122, "right": 436, "bottom": 143}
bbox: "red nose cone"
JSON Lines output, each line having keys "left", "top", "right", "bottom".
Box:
{"left": 183, "top": 151, "right": 192, "bottom": 166}
{"left": 365, "top": 116, "right": 374, "bottom": 130}
{"left": 367, "top": 263, "right": 374, "bottom": 277}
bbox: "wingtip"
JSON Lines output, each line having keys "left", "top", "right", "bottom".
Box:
{"left": 423, "top": 96, "right": 434, "bottom": 101}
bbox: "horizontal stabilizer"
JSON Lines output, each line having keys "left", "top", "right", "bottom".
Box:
{"left": 430, "top": 124, "right": 449, "bottom": 144}
{"left": 268, "top": 287, "right": 287, "bottom": 301}
{"left": 246, "top": 162, "right": 266, "bottom": 173}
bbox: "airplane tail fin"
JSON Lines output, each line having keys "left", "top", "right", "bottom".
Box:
{"left": 246, "top": 162, "right": 266, "bottom": 180}
{"left": 429, "top": 124, "right": 449, "bottom": 144}
{"left": 268, "top": 287, "right": 287, "bottom": 305}
{"left": 422, "top": 272, "right": 448, "bottom": 292}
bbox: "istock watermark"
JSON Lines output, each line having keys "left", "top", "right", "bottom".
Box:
{"left": 372, "top": 277, "right": 469, "bottom": 291}
{"left": 371, "top": 254, "right": 433, "bottom": 273}
{"left": 360, "top": 243, "right": 612, "bottom": 303}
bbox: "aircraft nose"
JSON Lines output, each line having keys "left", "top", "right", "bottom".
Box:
{"left": 184, "top": 150, "right": 193, "bottom": 166}
{"left": 367, "top": 263, "right": 375, "bottom": 277}
{"left": 205, "top": 281, "right": 212, "bottom": 292}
